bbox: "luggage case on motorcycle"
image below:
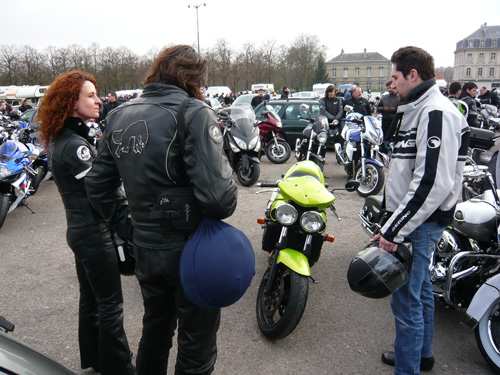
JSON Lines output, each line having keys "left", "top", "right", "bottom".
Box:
{"left": 469, "top": 128, "right": 496, "bottom": 150}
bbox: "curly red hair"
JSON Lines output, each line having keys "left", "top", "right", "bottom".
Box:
{"left": 38, "top": 71, "right": 97, "bottom": 146}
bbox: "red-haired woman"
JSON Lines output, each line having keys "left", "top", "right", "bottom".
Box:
{"left": 38, "top": 71, "right": 135, "bottom": 375}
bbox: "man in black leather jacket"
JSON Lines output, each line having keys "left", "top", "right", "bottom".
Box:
{"left": 344, "top": 86, "right": 371, "bottom": 116}
{"left": 459, "top": 81, "right": 479, "bottom": 127}
{"left": 85, "top": 45, "right": 237, "bottom": 375}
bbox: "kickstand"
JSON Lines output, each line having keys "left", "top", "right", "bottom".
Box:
{"left": 21, "top": 203, "right": 36, "bottom": 214}
{"left": 309, "top": 276, "right": 319, "bottom": 284}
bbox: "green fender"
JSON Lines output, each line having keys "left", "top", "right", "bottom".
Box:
{"left": 277, "top": 248, "right": 311, "bottom": 276}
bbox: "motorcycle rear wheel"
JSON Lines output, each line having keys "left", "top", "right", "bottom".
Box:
{"left": 355, "top": 163, "right": 385, "bottom": 197}
{"left": 266, "top": 141, "right": 291, "bottom": 164}
{"left": 256, "top": 265, "right": 309, "bottom": 340}
{"left": 236, "top": 160, "right": 260, "bottom": 187}
{"left": 475, "top": 297, "right": 500, "bottom": 373}
{"left": 0, "top": 193, "right": 11, "bottom": 229}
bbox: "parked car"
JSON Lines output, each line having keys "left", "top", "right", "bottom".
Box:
{"left": 254, "top": 99, "right": 321, "bottom": 147}
{"left": 206, "top": 97, "right": 222, "bottom": 112}
{"left": 232, "top": 93, "right": 257, "bottom": 107}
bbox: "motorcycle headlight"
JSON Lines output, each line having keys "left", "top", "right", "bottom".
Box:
{"left": 248, "top": 135, "right": 260, "bottom": 151}
{"left": 229, "top": 141, "right": 240, "bottom": 153}
{"left": 233, "top": 136, "right": 247, "bottom": 150}
{"left": 276, "top": 203, "right": 298, "bottom": 225}
{"left": 317, "top": 131, "right": 328, "bottom": 145}
{"left": 300, "top": 211, "right": 324, "bottom": 233}
{"left": 0, "top": 165, "right": 10, "bottom": 179}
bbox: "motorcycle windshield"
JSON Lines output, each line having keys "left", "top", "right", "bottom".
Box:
{"left": 363, "top": 116, "right": 383, "bottom": 145}
{"left": 0, "top": 141, "right": 27, "bottom": 163}
{"left": 265, "top": 105, "right": 281, "bottom": 126}
{"left": 229, "top": 104, "right": 257, "bottom": 137}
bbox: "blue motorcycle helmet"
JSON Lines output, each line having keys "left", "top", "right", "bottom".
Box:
{"left": 179, "top": 217, "right": 255, "bottom": 309}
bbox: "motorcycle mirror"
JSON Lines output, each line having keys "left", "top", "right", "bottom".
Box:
{"left": 345, "top": 181, "right": 360, "bottom": 192}
{"left": 301, "top": 104, "right": 310, "bottom": 111}
{"left": 344, "top": 105, "right": 353, "bottom": 112}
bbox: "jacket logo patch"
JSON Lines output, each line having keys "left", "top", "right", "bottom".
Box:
{"left": 427, "top": 136, "right": 441, "bottom": 149}
{"left": 209, "top": 124, "right": 223, "bottom": 143}
{"left": 112, "top": 120, "right": 149, "bottom": 158}
{"left": 76, "top": 145, "right": 91, "bottom": 161}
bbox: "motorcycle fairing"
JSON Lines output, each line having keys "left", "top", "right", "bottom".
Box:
{"left": 278, "top": 177, "right": 334, "bottom": 210}
{"left": 463, "top": 273, "right": 500, "bottom": 328}
{"left": 277, "top": 248, "right": 311, "bottom": 276}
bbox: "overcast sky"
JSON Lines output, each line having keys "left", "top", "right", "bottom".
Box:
{"left": 5, "top": 0, "right": 500, "bottom": 68}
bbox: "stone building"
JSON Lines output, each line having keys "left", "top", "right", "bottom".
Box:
{"left": 453, "top": 23, "right": 500, "bottom": 89}
{"left": 325, "top": 49, "right": 391, "bottom": 92}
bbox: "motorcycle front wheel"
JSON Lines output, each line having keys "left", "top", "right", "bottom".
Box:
{"left": 294, "top": 139, "right": 303, "bottom": 162}
{"left": 266, "top": 141, "right": 291, "bottom": 164}
{"left": 475, "top": 297, "right": 500, "bottom": 373}
{"left": 355, "top": 163, "right": 385, "bottom": 197}
{"left": 256, "top": 265, "right": 309, "bottom": 340}
{"left": 0, "top": 193, "right": 11, "bottom": 229}
{"left": 236, "top": 160, "right": 260, "bottom": 187}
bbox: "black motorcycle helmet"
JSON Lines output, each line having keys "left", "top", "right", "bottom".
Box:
{"left": 9, "top": 110, "right": 21, "bottom": 120}
{"left": 347, "top": 241, "right": 412, "bottom": 299}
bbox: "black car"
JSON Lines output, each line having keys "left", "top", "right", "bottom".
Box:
{"left": 255, "top": 99, "right": 321, "bottom": 147}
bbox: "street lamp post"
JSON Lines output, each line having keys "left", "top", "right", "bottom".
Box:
{"left": 188, "top": 3, "right": 206, "bottom": 54}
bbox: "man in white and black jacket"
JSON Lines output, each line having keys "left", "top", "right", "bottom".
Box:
{"left": 372, "top": 46, "right": 470, "bottom": 374}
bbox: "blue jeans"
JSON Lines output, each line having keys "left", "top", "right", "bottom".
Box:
{"left": 390, "top": 221, "right": 444, "bottom": 375}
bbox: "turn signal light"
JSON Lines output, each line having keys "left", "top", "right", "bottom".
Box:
{"left": 325, "top": 235, "right": 335, "bottom": 243}
{"left": 257, "top": 218, "right": 266, "bottom": 224}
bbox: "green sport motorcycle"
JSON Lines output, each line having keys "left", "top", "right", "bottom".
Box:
{"left": 255, "top": 160, "right": 358, "bottom": 339}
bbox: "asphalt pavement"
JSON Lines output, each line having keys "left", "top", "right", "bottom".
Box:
{"left": 0, "top": 151, "right": 496, "bottom": 375}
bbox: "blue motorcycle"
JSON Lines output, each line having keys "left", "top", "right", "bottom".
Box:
{"left": 0, "top": 140, "right": 38, "bottom": 228}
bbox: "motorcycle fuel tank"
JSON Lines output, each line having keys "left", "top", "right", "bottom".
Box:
{"left": 453, "top": 199, "right": 497, "bottom": 242}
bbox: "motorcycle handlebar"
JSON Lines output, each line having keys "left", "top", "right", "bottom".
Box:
{"left": 257, "top": 183, "right": 279, "bottom": 188}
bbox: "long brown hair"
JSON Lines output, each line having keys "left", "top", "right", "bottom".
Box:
{"left": 38, "top": 71, "right": 97, "bottom": 146}
{"left": 142, "top": 45, "right": 207, "bottom": 100}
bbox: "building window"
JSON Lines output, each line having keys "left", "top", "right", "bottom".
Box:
{"left": 467, "top": 53, "right": 473, "bottom": 63}
{"left": 479, "top": 53, "right": 484, "bottom": 63}
{"left": 466, "top": 68, "right": 471, "bottom": 77}
{"left": 366, "top": 82, "right": 371, "bottom": 90}
{"left": 478, "top": 67, "right": 483, "bottom": 77}
{"left": 490, "top": 67, "right": 495, "bottom": 77}
{"left": 493, "top": 39, "right": 498, "bottom": 48}
{"left": 332, "top": 68, "right": 336, "bottom": 78}
{"left": 492, "top": 53, "right": 497, "bottom": 63}
{"left": 468, "top": 40, "right": 474, "bottom": 48}
{"left": 378, "top": 82, "right": 383, "bottom": 91}
{"left": 367, "top": 67, "right": 371, "bottom": 77}
{"left": 480, "top": 39, "right": 486, "bottom": 48}
{"left": 355, "top": 68, "right": 360, "bottom": 77}
{"left": 379, "top": 67, "right": 384, "bottom": 77}
{"left": 343, "top": 68, "right": 348, "bottom": 78}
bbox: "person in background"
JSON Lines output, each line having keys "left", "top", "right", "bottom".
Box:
{"left": 101, "top": 91, "right": 120, "bottom": 120}
{"left": 479, "top": 86, "right": 499, "bottom": 107}
{"left": 372, "top": 46, "right": 469, "bottom": 374}
{"left": 251, "top": 89, "right": 265, "bottom": 108}
{"left": 344, "top": 87, "right": 371, "bottom": 116}
{"left": 377, "top": 80, "right": 399, "bottom": 136}
{"left": 447, "top": 82, "right": 469, "bottom": 117}
{"left": 37, "top": 71, "right": 135, "bottom": 375}
{"left": 319, "top": 85, "right": 343, "bottom": 122}
{"left": 19, "top": 100, "right": 33, "bottom": 113}
{"left": 459, "top": 82, "right": 479, "bottom": 128}
{"left": 85, "top": 44, "right": 238, "bottom": 375}
{"left": 281, "top": 87, "right": 290, "bottom": 99}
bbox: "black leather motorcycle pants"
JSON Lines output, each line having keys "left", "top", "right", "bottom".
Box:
{"left": 133, "top": 245, "right": 220, "bottom": 375}
{"left": 69, "top": 224, "right": 135, "bottom": 375}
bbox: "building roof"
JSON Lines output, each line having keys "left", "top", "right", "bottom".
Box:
{"left": 456, "top": 23, "right": 500, "bottom": 49}
{"left": 327, "top": 49, "right": 389, "bottom": 63}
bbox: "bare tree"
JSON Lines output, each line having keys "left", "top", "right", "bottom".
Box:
{"left": 287, "top": 34, "right": 321, "bottom": 91}
{"left": 0, "top": 45, "right": 19, "bottom": 85}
